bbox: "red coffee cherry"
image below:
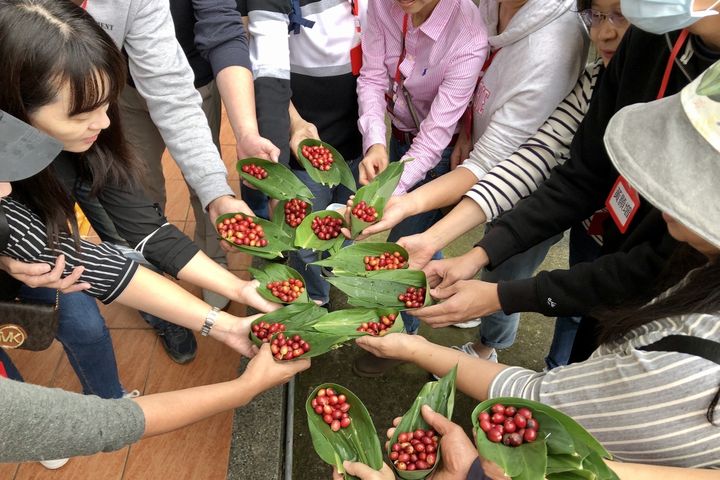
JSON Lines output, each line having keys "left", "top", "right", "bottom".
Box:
{"left": 398, "top": 286, "right": 426, "bottom": 308}
{"left": 241, "top": 163, "right": 269, "bottom": 180}
{"left": 480, "top": 404, "right": 539, "bottom": 447}
{"left": 351, "top": 200, "right": 379, "bottom": 223}
{"left": 284, "top": 199, "right": 309, "bottom": 228}
{"left": 266, "top": 278, "right": 305, "bottom": 303}
{"left": 301, "top": 145, "right": 335, "bottom": 171}
{"left": 270, "top": 332, "right": 310, "bottom": 360}
{"left": 356, "top": 313, "right": 398, "bottom": 336}
{"left": 311, "top": 387, "right": 352, "bottom": 430}
{"left": 390, "top": 429, "right": 438, "bottom": 471}
{"left": 311, "top": 215, "right": 343, "bottom": 240}
{"left": 363, "top": 251, "right": 407, "bottom": 271}
{"left": 251, "top": 321, "right": 286, "bottom": 342}
{"left": 216, "top": 213, "right": 269, "bottom": 247}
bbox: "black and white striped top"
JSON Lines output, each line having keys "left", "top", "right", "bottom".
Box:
{"left": 1, "top": 197, "right": 137, "bottom": 303}
{"left": 463, "top": 60, "right": 604, "bottom": 244}
{"left": 490, "top": 312, "right": 720, "bottom": 468}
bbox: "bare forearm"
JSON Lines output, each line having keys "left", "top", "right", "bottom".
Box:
{"left": 216, "top": 66, "right": 259, "bottom": 139}
{"left": 420, "top": 198, "right": 488, "bottom": 253}
{"left": 604, "top": 460, "right": 720, "bottom": 480}
{"left": 176, "top": 251, "right": 247, "bottom": 300}
{"left": 406, "top": 168, "right": 478, "bottom": 213}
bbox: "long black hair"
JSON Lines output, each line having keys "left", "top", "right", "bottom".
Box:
{"left": 0, "top": 0, "right": 141, "bottom": 247}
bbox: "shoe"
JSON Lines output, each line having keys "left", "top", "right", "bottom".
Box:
{"left": 352, "top": 351, "right": 405, "bottom": 378}
{"left": 157, "top": 323, "right": 197, "bottom": 364}
{"left": 40, "top": 458, "right": 69, "bottom": 469}
{"left": 122, "top": 389, "right": 141, "bottom": 399}
{"left": 202, "top": 288, "right": 230, "bottom": 311}
{"left": 452, "top": 318, "right": 482, "bottom": 329}
{"left": 432, "top": 342, "right": 497, "bottom": 380}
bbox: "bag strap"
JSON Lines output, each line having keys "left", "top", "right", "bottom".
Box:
{"left": 639, "top": 335, "right": 720, "bottom": 365}
{"left": 0, "top": 206, "right": 9, "bottom": 252}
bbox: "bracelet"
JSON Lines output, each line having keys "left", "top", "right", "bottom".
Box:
{"left": 200, "top": 307, "right": 221, "bottom": 337}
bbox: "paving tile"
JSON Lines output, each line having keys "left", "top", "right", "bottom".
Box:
{"left": 162, "top": 150, "right": 184, "bottom": 181}
{"left": 102, "top": 302, "right": 151, "bottom": 330}
{"left": 13, "top": 448, "right": 128, "bottom": 480}
{"left": 0, "top": 462, "right": 19, "bottom": 479}
{"left": 164, "top": 180, "right": 191, "bottom": 223}
{"left": 5, "top": 341, "right": 64, "bottom": 386}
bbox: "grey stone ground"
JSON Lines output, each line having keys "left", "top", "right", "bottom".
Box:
{"left": 228, "top": 227, "right": 569, "bottom": 479}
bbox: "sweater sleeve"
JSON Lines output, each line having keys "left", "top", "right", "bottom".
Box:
{"left": 124, "top": 0, "right": 233, "bottom": 209}
{"left": 0, "top": 378, "right": 145, "bottom": 463}
{"left": 246, "top": 0, "right": 293, "bottom": 166}
{"left": 464, "top": 62, "right": 601, "bottom": 222}
{"left": 192, "top": 0, "right": 252, "bottom": 75}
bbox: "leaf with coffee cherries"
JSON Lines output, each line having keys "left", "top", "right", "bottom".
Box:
{"left": 271, "top": 198, "right": 313, "bottom": 241}
{"left": 273, "top": 328, "right": 353, "bottom": 359}
{"left": 311, "top": 308, "right": 405, "bottom": 338}
{"left": 349, "top": 161, "right": 405, "bottom": 237}
{"left": 249, "top": 303, "right": 328, "bottom": 346}
{"left": 387, "top": 365, "right": 457, "bottom": 479}
{"left": 471, "top": 398, "right": 617, "bottom": 480}
{"left": 297, "top": 139, "right": 357, "bottom": 192}
{"left": 248, "top": 263, "right": 310, "bottom": 304}
{"left": 215, "top": 212, "right": 295, "bottom": 259}
{"left": 326, "top": 269, "right": 432, "bottom": 309}
{"left": 237, "top": 157, "right": 314, "bottom": 201}
{"left": 306, "top": 384, "right": 383, "bottom": 480}
{"left": 294, "top": 210, "right": 346, "bottom": 254}
{"left": 312, "top": 242, "right": 409, "bottom": 276}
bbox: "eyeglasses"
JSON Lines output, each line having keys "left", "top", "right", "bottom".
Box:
{"left": 579, "top": 9, "right": 628, "bottom": 29}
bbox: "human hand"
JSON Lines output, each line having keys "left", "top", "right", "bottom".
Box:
{"left": 355, "top": 332, "right": 424, "bottom": 361}
{"left": 235, "top": 279, "right": 281, "bottom": 313}
{"left": 290, "top": 120, "right": 320, "bottom": 157}
{"left": 242, "top": 343, "right": 310, "bottom": 392}
{"left": 0, "top": 255, "right": 91, "bottom": 293}
{"left": 352, "top": 195, "right": 415, "bottom": 241}
{"left": 332, "top": 461, "right": 395, "bottom": 480}
{"left": 397, "top": 233, "right": 436, "bottom": 270}
{"left": 411, "top": 280, "right": 500, "bottom": 328}
{"left": 449, "top": 131, "right": 472, "bottom": 171}
{"left": 419, "top": 405, "right": 481, "bottom": 480}
{"left": 236, "top": 132, "right": 280, "bottom": 163}
{"left": 359, "top": 145, "right": 388, "bottom": 186}
{"left": 423, "top": 248, "right": 488, "bottom": 289}
{"left": 213, "top": 313, "right": 263, "bottom": 358}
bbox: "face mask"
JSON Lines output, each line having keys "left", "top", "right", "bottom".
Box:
{"left": 621, "top": 0, "right": 720, "bottom": 34}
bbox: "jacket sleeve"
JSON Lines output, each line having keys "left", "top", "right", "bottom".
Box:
{"left": 124, "top": 0, "right": 233, "bottom": 209}
{"left": 246, "top": 0, "right": 293, "bottom": 165}
{"left": 192, "top": 0, "right": 252, "bottom": 75}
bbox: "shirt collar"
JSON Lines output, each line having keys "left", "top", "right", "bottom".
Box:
{"left": 391, "top": 0, "right": 456, "bottom": 42}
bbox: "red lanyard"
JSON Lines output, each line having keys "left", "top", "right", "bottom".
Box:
{"left": 394, "top": 14, "right": 409, "bottom": 85}
{"left": 657, "top": 29, "right": 690, "bottom": 100}
{"left": 482, "top": 48, "right": 501, "bottom": 73}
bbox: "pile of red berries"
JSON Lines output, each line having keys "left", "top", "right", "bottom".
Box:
{"left": 271, "top": 333, "right": 310, "bottom": 360}
{"left": 311, "top": 387, "right": 352, "bottom": 432}
{"left": 389, "top": 429, "right": 438, "bottom": 472}
{"left": 364, "top": 252, "right": 407, "bottom": 271}
{"left": 479, "top": 404, "right": 539, "bottom": 447}
{"left": 351, "top": 200, "right": 378, "bottom": 223}
{"left": 284, "top": 199, "right": 309, "bottom": 228}
{"left": 217, "top": 214, "right": 268, "bottom": 247}
{"left": 301, "top": 144, "right": 334, "bottom": 171}
{"left": 267, "top": 278, "right": 305, "bottom": 302}
{"left": 398, "top": 287, "right": 426, "bottom": 308}
{"left": 241, "top": 163, "right": 268, "bottom": 179}
{"left": 356, "top": 313, "right": 397, "bottom": 336}
{"left": 251, "top": 321, "right": 286, "bottom": 342}
{"left": 311, "top": 215, "right": 343, "bottom": 240}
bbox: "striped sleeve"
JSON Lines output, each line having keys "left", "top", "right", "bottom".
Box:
{"left": 463, "top": 61, "right": 602, "bottom": 222}
{"left": 1, "top": 198, "right": 137, "bottom": 304}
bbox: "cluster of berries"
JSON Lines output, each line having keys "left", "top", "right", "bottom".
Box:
{"left": 217, "top": 214, "right": 268, "bottom": 247}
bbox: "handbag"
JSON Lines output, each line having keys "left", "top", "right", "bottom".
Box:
{"left": 0, "top": 205, "right": 60, "bottom": 351}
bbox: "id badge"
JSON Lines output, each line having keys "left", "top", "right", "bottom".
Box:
{"left": 605, "top": 176, "right": 641, "bottom": 234}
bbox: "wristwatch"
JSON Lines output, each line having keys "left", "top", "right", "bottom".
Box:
{"left": 201, "top": 307, "right": 221, "bottom": 337}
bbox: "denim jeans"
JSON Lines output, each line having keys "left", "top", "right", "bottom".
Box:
{"left": 288, "top": 158, "right": 361, "bottom": 304}
{"left": 18, "top": 286, "right": 124, "bottom": 398}
{"left": 387, "top": 137, "right": 453, "bottom": 333}
{"left": 478, "top": 224, "right": 563, "bottom": 349}
{"left": 544, "top": 225, "right": 602, "bottom": 369}
{"left": 241, "top": 183, "right": 271, "bottom": 220}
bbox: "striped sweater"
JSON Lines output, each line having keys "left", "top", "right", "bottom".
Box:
{"left": 464, "top": 60, "right": 604, "bottom": 243}
{"left": 489, "top": 311, "right": 720, "bottom": 468}
{"left": 1, "top": 197, "right": 137, "bottom": 303}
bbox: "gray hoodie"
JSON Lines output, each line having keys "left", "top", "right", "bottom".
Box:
{"left": 460, "top": 0, "right": 588, "bottom": 179}
{"left": 85, "top": 0, "right": 233, "bottom": 209}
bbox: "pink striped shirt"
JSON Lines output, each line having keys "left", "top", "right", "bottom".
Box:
{"left": 357, "top": 0, "right": 488, "bottom": 194}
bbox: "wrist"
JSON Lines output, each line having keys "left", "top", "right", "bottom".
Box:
{"left": 207, "top": 311, "right": 234, "bottom": 342}
{"left": 468, "top": 247, "right": 489, "bottom": 272}
{"left": 367, "top": 143, "right": 387, "bottom": 156}
{"left": 401, "top": 334, "right": 427, "bottom": 361}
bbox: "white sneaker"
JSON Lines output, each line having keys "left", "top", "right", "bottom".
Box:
{"left": 452, "top": 318, "right": 482, "bottom": 329}
{"left": 202, "top": 289, "right": 230, "bottom": 310}
{"left": 433, "top": 342, "right": 497, "bottom": 380}
{"left": 122, "top": 389, "right": 141, "bottom": 399}
{"left": 40, "top": 458, "right": 69, "bottom": 469}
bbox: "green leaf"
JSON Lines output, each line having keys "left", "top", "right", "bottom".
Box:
{"left": 697, "top": 62, "right": 720, "bottom": 99}
{"left": 294, "top": 210, "right": 346, "bottom": 253}
{"left": 312, "top": 242, "right": 409, "bottom": 276}
{"left": 275, "top": 328, "right": 353, "bottom": 359}
{"left": 248, "top": 263, "right": 310, "bottom": 304}
{"left": 326, "top": 269, "right": 432, "bottom": 309}
{"left": 582, "top": 451, "right": 620, "bottom": 480}
{"left": 312, "top": 308, "right": 405, "bottom": 338}
{"left": 249, "top": 303, "right": 328, "bottom": 346}
{"left": 306, "top": 384, "right": 383, "bottom": 480}
{"left": 349, "top": 161, "right": 405, "bottom": 237}
{"left": 236, "top": 157, "right": 314, "bottom": 200}
{"left": 387, "top": 366, "right": 458, "bottom": 479}
{"left": 297, "top": 139, "right": 357, "bottom": 191}
{"left": 546, "top": 454, "right": 586, "bottom": 474}
{"left": 271, "top": 198, "right": 313, "bottom": 243}
{"left": 215, "top": 212, "right": 295, "bottom": 259}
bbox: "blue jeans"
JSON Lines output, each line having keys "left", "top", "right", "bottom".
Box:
{"left": 478, "top": 224, "right": 562, "bottom": 349}
{"left": 18, "top": 287, "right": 124, "bottom": 398}
{"left": 544, "top": 225, "right": 602, "bottom": 369}
{"left": 241, "top": 183, "right": 271, "bottom": 220}
{"left": 387, "top": 137, "right": 452, "bottom": 333}
{"left": 288, "top": 158, "right": 361, "bottom": 304}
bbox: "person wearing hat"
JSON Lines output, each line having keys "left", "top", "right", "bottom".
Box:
{"left": 347, "top": 63, "right": 720, "bottom": 476}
